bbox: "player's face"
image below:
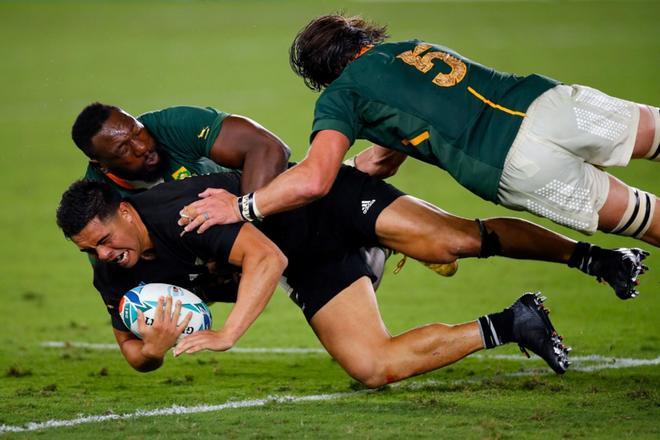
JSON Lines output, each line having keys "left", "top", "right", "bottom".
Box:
{"left": 90, "top": 110, "right": 165, "bottom": 181}
{"left": 71, "top": 205, "right": 148, "bottom": 268}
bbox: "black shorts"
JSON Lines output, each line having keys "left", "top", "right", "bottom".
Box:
{"left": 279, "top": 166, "right": 406, "bottom": 321}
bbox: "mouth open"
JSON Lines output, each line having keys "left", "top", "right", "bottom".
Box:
{"left": 113, "top": 251, "right": 129, "bottom": 266}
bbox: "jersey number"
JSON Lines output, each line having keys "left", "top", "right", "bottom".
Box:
{"left": 397, "top": 43, "right": 467, "bottom": 87}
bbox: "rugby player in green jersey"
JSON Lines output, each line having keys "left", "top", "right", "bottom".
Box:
{"left": 70, "top": 102, "right": 455, "bottom": 280}
{"left": 71, "top": 103, "right": 291, "bottom": 196}
{"left": 182, "top": 15, "right": 659, "bottom": 248}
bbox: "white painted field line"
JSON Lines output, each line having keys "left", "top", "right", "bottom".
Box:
{"left": 0, "top": 390, "right": 372, "bottom": 434}
{"left": 4, "top": 349, "right": 660, "bottom": 434}
{"left": 42, "top": 341, "right": 660, "bottom": 369}
{"left": 42, "top": 341, "right": 326, "bottom": 354}
{"left": 475, "top": 353, "right": 660, "bottom": 372}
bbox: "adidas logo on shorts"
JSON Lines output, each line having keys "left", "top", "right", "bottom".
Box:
{"left": 361, "top": 199, "right": 376, "bottom": 214}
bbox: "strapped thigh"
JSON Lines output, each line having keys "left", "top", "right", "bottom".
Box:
{"left": 611, "top": 187, "right": 656, "bottom": 238}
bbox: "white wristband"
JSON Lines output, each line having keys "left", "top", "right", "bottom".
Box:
{"left": 342, "top": 156, "right": 357, "bottom": 167}
{"left": 252, "top": 192, "right": 264, "bottom": 220}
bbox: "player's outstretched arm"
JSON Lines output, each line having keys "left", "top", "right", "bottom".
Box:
{"left": 208, "top": 115, "right": 291, "bottom": 194}
{"left": 178, "top": 129, "right": 349, "bottom": 233}
{"left": 113, "top": 295, "right": 192, "bottom": 372}
{"left": 174, "top": 224, "right": 287, "bottom": 356}
{"left": 347, "top": 144, "right": 408, "bottom": 178}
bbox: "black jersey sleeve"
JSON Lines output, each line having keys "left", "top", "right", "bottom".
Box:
{"left": 130, "top": 173, "right": 244, "bottom": 264}
{"left": 180, "top": 222, "right": 244, "bottom": 264}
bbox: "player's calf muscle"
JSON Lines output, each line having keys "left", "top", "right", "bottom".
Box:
{"left": 641, "top": 204, "right": 660, "bottom": 247}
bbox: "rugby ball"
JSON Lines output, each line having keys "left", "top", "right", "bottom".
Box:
{"left": 119, "top": 283, "right": 212, "bottom": 344}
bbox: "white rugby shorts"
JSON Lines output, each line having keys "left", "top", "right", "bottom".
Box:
{"left": 497, "top": 84, "right": 640, "bottom": 234}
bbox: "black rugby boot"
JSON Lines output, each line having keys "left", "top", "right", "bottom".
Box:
{"left": 510, "top": 292, "right": 570, "bottom": 374}
{"left": 589, "top": 248, "right": 649, "bottom": 300}
{"left": 569, "top": 243, "right": 649, "bottom": 300}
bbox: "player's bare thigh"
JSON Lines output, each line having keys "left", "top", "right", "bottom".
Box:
{"left": 309, "top": 276, "right": 391, "bottom": 383}
{"left": 373, "top": 195, "right": 480, "bottom": 262}
{"left": 309, "top": 276, "right": 484, "bottom": 386}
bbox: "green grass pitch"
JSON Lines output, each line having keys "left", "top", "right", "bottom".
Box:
{"left": 0, "top": 0, "right": 658, "bottom": 437}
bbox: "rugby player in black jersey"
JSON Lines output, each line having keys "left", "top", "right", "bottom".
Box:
{"left": 56, "top": 168, "right": 647, "bottom": 385}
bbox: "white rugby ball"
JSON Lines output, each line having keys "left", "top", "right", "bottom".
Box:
{"left": 119, "top": 283, "right": 212, "bottom": 344}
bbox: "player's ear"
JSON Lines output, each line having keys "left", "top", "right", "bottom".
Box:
{"left": 118, "top": 202, "right": 133, "bottom": 223}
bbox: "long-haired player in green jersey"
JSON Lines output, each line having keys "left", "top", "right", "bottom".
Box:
{"left": 181, "top": 14, "right": 659, "bottom": 249}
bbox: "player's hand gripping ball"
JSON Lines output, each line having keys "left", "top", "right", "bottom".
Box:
{"left": 119, "top": 283, "right": 212, "bottom": 344}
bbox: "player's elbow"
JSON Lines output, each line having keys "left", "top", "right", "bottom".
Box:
{"left": 293, "top": 152, "right": 339, "bottom": 201}
{"left": 270, "top": 247, "right": 288, "bottom": 274}
{"left": 276, "top": 141, "right": 291, "bottom": 163}
{"left": 299, "top": 173, "right": 333, "bottom": 200}
{"left": 256, "top": 243, "right": 288, "bottom": 275}
{"left": 133, "top": 364, "right": 159, "bottom": 373}
{"left": 126, "top": 349, "right": 163, "bottom": 373}
{"left": 130, "top": 357, "right": 163, "bottom": 373}
{"left": 260, "top": 135, "right": 291, "bottom": 166}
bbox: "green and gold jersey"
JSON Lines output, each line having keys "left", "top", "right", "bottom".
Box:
{"left": 312, "top": 40, "right": 559, "bottom": 202}
{"left": 84, "top": 106, "right": 231, "bottom": 197}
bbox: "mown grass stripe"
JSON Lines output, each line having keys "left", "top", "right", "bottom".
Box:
{"left": 40, "top": 341, "right": 660, "bottom": 369}
{"left": 4, "top": 352, "right": 660, "bottom": 434}
{"left": 41, "top": 341, "right": 327, "bottom": 353}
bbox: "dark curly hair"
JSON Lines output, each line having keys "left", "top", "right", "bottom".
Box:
{"left": 56, "top": 180, "right": 122, "bottom": 238}
{"left": 71, "top": 102, "right": 120, "bottom": 158}
{"left": 290, "top": 14, "right": 389, "bottom": 91}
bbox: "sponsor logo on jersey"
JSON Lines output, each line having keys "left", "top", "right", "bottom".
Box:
{"left": 361, "top": 199, "right": 376, "bottom": 214}
{"left": 197, "top": 126, "right": 210, "bottom": 140}
{"left": 172, "top": 166, "right": 192, "bottom": 180}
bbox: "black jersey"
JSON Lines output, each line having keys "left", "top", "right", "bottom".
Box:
{"left": 93, "top": 167, "right": 404, "bottom": 328}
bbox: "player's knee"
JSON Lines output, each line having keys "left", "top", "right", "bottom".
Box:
{"left": 358, "top": 370, "right": 391, "bottom": 389}
{"left": 340, "top": 355, "right": 389, "bottom": 388}
{"left": 428, "top": 231, "right": 480, "bottom": 262}
{"left": 426, "top": 247, "right": 457, "bottom": 265}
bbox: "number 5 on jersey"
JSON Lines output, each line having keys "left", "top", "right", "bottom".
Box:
{"left": 397, "top": 43, "right": 467, "bottom": 87}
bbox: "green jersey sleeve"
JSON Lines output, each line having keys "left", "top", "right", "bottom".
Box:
{"left": 311, "top": 89, "right": 361, "bottom": 146}
{"left": 138, "top": 106, "right": 229, "bottom": 158}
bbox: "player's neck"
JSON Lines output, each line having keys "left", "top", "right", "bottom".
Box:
{"left": 355, "top": 44, "right": 374, "bottom": 59}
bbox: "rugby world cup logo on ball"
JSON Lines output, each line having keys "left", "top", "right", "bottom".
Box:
{"left": 119, "top": 283, "right": 212, "bottom": 344}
